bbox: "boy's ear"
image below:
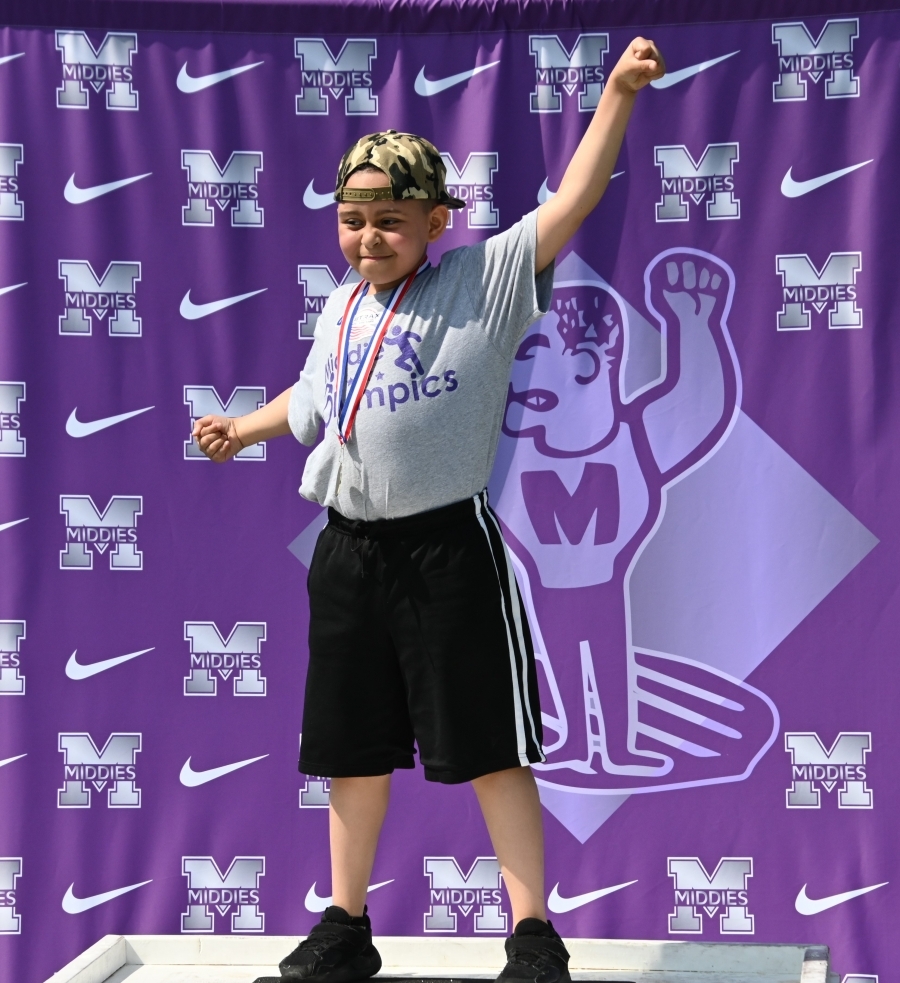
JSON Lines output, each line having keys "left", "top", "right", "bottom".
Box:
{"left": 427, "top": 204, "right": 450, "bottom": 242}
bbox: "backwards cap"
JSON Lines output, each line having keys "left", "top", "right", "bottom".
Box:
{"left": 334, "top": 129, "right": 465, "bottom": 208}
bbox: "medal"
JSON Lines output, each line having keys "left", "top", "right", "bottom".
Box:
{"left": 334, "top": 257, "right": 430, "bottom": 444}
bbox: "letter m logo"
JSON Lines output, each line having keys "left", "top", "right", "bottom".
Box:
{"left": 0, "top": 859, "right": 22, "bottom": 934}
{"left": 0, "top": 382, "right": 25, "bottom": 457}
{"left": 55, "top": 31, "right": 138, "bottom": 110}
{"left": 0, "top": 144, "right": 23, "bottom": 220}
{"left": 522, "top": 465, "right": 619, "bottom": 547}
{"left": 58, "top": 260, "right": 141, "bottom": 336}
{"left": 59, "top": 495, "right": 143, "bottom": 570}
{"left": 529, "top": 34, "right": 608, "bottom": 112}
{"left": 0, "top": 621, "right": 26, "bottom": 696}
{"left": 297, "top": 265, "right": 361, "bottom": 337}
{"left": 184, "top": 387, "right": 266, "bottom": 460}
{"left": 184, "top": 621, "right": 267, "bottom": 697}
{"left": 440, "top": 153, "right": 499, "bottom": 229}
{"left": 181, "top": 151, "right": 264, "bottom": 227}
{"left": 655, "top": 144, "right": 740, "bottom": 222}
{"left": 772, "top": 20, "right": 859, "bottom": 100}
{"left": 294, "top": 39, "right": 378, "bottom": 115}
{"left": 785, "top": 732, "right": 872, "bottom": 808}
{"left": 669, "top": 857, "right": 753, "bottom": 935}
{"left": 423, "top": 856, "right": 506, "bottom": 934}
{"left": 58, "top": 732, "right": 142, "bottom": 808}
{"left": 776, "top": 252, "right": 862, "bottom": 330}
{"left": 182, "top": 856, "right": 265, "bottom": 933}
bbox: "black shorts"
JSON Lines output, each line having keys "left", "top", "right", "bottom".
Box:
{"left": 299, "top": 490, "right": 545, "bottom": 784}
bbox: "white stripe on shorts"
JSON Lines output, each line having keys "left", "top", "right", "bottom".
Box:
{"left": 472, "top": 490, "right": 540, "bottom": 766}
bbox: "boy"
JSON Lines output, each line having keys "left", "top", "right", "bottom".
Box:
{"left": 193, "top": 37, "right": 664, "bottom": 983}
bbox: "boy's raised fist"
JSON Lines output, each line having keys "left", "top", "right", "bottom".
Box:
{"left": 192, "top": 414, "right": 245, "bottom": 463}
{"left": 611, "top": 37, "right": 666, "bottom": 93}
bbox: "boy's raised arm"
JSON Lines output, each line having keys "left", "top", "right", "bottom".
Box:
{"left": 535, "top": 37, "right": 665, "bottom": 273}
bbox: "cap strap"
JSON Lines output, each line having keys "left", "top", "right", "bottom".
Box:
{"left": 336, "top": 187, "right": 396, "bottom": 203}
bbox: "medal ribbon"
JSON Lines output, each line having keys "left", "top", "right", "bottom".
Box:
{"left": 335, "top": 257, "right": 430, "bottom": 444}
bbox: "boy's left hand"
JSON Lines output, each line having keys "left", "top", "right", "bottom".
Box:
{"left": 609, "top": 37, "right": 666, "bottom": 93}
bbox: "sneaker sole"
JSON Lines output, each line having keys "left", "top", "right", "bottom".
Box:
{"left": 279, "top": 944, "right": 382, "bottom": 982}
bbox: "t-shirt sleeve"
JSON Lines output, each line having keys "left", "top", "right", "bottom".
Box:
{"left": 462, "top": 207, "right": 554, "bottom": 356}
{"left": 288, "top": 333, "right": 322, "bottom": 446}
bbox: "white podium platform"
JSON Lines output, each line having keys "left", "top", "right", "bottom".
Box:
{"left": 46, "top": 935, "right": 837, "bottom": 983}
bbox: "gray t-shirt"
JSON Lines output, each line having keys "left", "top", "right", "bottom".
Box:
{"left": 288, "top": 208, "right": 553, "bottom": 520}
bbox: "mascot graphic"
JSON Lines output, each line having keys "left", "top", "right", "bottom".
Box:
{"left": 490, "top": 248, "right": 779, "bottom": 794}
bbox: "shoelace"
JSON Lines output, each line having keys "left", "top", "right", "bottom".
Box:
{"left": 512, "top": 951, "right": 542, "bottom": 966}
{"left": 507, "top": 937, "right": 564, "bottom": 969}
{"left": 298, "top": 930, "right": 355, "bottom": 956}
{"left": 508, "top": 946, "right": 550, "bottom": 967}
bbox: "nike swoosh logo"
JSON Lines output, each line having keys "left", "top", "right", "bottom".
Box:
{"left": 651, "top": 51, "right": 740, "bottom": 89}
{"left": 781, "top": 160, "right": 873, "bottom": 198}
{"left": 62, "top": 879, "right": 152, "bottom": 914}
{"left": 66, "top": 647, "right": 155, "bottom": 680}
{"left": 65, "top": 172, "right": 152, "bottom": 204}
{"left": 180, "top": 754, "right": 269, "bottom": 787}
{"left": 795, "top": 882, "right": 888, "bottom": 916}
{"left": 303, "top": 180, "right": 335, "bottom": 209}
{"left": 0, "top": 53, "right": 25, "bottom": 67}
{"left": 177, "top": 60, "right": 265, "bottom": 93}
{"left": 0, "top": 282, "right": 26, "bottom": 298}
{"left": 548, "top": 879, "right": 638, "bottom": 913}
{"left": 538, "top": 172, "right": 623, "bottom": 205}
{"left": 0, "top": 753, "right": 26, "bottom": 769}
{"left": 180, "top": 287, "right": 267, "bottom": 320}
{"left": 415, "top": 60, "right": 501, "bottom": 96}
{"left": 305, "top": 879, "right": 394, "bottom": 912}
{"left": 66, "top": 405, "right": 154, "bottom": 438}
{"left": 0, "top": 518, "right": 28, "bottom": 533}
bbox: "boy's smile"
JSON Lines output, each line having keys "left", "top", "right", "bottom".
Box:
{"left": 337, "top": 168, "right": 448, "bottom": 294}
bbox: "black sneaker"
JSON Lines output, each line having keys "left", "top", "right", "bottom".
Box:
{"left": 278, "top": 905, "right": 382, "bottom": 982}
{"left": 497, "top": 918, "right": 571, "bottom": 983}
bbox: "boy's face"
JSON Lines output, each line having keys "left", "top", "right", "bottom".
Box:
{"left": 337, "top": 168, "right": 449, "bottom": 290}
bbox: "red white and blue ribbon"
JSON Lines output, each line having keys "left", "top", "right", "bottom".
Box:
{"left": 334, "top": 257, "right": 430, "bottom": 444}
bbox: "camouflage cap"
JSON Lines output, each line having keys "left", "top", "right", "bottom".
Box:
{"left": 335, "top": 130, "right": 465, "bottom": 208}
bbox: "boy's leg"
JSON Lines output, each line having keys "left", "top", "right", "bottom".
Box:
{"left": 472, "top": 766, "right": 546, "bottom": 923}
{"left": 474, "top": 767, "right": 571, "bottom": 983}
{"left": 330, "top": 775, "right": 392, "bottom": 916}
{"left": 279, "top": 775, "right": 389, "bottom": 980}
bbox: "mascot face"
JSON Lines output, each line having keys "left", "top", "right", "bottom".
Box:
{"left": 503, "top": 285, "right": 623, "bottom": 457}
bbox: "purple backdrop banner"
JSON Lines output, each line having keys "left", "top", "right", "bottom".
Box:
{"left": 1, "top": 4, "right": 898, "bottom": 982}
